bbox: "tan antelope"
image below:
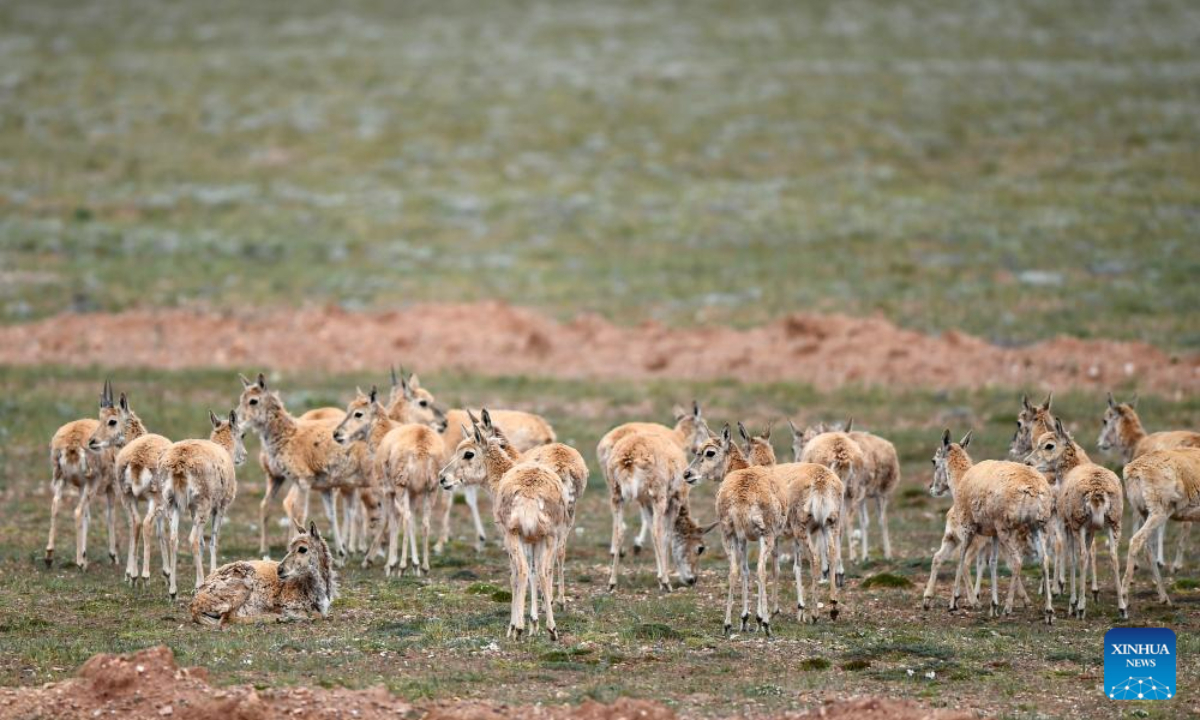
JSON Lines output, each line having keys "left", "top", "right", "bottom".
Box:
{"left": 191, "top": 521, "right": 337, "bottom": 625}
{"left": 684, "top": 425, "right": 787, "bottom": 636}
{"left": 86, "top": 391, "right": 172, "bottom": 584}
{"left": 1100, "top": 393, "right": 1200, "bottom": 573}
{"left": 1120, "top": 447, "right": 1200, "bottom": 610}
{"left": 790, "top": 421, "right": 866, "bottom": 581}
{"left": 46, "top": 380, "right": 121, "bottom": 570}
{"left": 332, "top": 385, "right": 443, "bottom": 576}
{"left": 597, "top": 402, "right": 710, "bottom": 556}
{"left": 923, "top": 430, "right": 1055, "bottom": 624}
{"left": 258, "top": 405, "right": 345, "bottom": 557}
{"left": 439, "top": 419, "right": 568, "bottom": 640}
{"left": 605, "top": 430, "right": 712, "bottom": 592}
{"left": 237, "top": 374, "right": 360, "bottom": 559}
{"left": 1026, "top": 418, "right": 1125, "bottom": 619}
{"left": 477, "top": 409, "right": 588, "bottom": 607}
{"left": 162, "top": 410, "right": 246, "bottom": 599}
{"left": 438, "top": 404, "right": 555, "bottom": 553}
{"left": 739, "top": 423, "right": 844, "bottom": 624}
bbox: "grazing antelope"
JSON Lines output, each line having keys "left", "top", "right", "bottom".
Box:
{"left": 86, "top": 391, "right": 172, "bottom": 584}
{"left": 258, "top": 405, "right": 346, "bottom": 556}
{"left": 1100, "top": 393, "right": 1200, "bottom": 573}
{"left": 597, "top": 402, "right": 710, "bottom": 556}
{"left": 1026, "top": 419, "right": 1125, "bottom": 619}
{"left": 923, "top": 430, "right": 1055, "bottom": 624}
{"left": 478, "top": 409, "right": 588, "bottom": 607}
{"left": 46, "top": 380, "right": 120, "bottom": 570}
{"left": 606, "top": 430, "right": 710, "bottom": 592}
{"left": 1120, "top": 447, "right": 1200, "bottom": 610}
{"left": 332, "top": 386, "right": 443, "bottom": 576}
{"left": 438, "top": 404, "right": 555, "bottom": 553}
{"left": 162, "top": 410, "right": 246, "bottom": 599}
{"left": 685, "top": 425, "right": 787, "bottom": 635}
{"left": 439, "top": 420, "right": 568, "bottom": 640}
{"left": 790, "top": 421, "right": 866, "bottom": 579}
{"left": 191, "top": 521, "right": 337, "bottom": 625}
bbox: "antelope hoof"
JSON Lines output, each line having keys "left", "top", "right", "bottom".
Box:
{"left": 109, "top": 552, "right": 118, "bottom": 565}
{"left": 607, "top": 581, "right": 617, "bottom": 592}
{"left": 1119, "top": 607, "right": 1129, "bottom": 620}
{"left": 548, "top": 627, "right": 559, "bottom": 642}
{"left": 760, "top": 619, "right": 772, "bottom": 637}
{"left": 632, "top": 543, "right": 643, "bottom": 556}
{"left": 835, "top": 573, "right": 844, "bottom": 589}
{"left": 169, "top": 591, "right": 177, "bottom": 602}
{"left": 1092, "top": 590, "right": 1099, "bottom": 603}
{"left": 77, "top": 559, "right": 88, "bottom": 572}
{"left": 921, "top": 596, "right": 932, "bottom": 611}
{"left": 659, "top": 580, "right": 672, "bottom": 593}
{"left": 1078, "top": 608, "right": 1087, "bottom": 621}
{"left": 1045, "top": 610, "right": 1054, "bottom": 626}
{"left": 989, "top": 602, "right": 999, "bottom": 618}
{"left": 740, "top": 613, "right": 750, "bottom": 632}
{"left": 723, "top": 623, "right": 733, "bottom": 637}
{"left": 829, "top": 602, "right": 839, "bottom": 621}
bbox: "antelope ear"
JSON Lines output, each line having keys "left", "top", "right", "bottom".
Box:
{"left": 256, "top": 373, "right": 267, "bottom": 390}
{"left": 738, "top": 422, "right": 750, "bottom": 444}
{"left": 1042, "top": 392, "right": 1053, "bottom": 411}
{"left": 942, "top": 429, "right": 952, "bottom": 447}
{"left": 1129, "top": 393, "right": 1139, "bottom": 409}
{"left": 1107, "top": 392, "right": 1116, "bottom": 409}
{"left": 844, "top": 417, "right": 854, "bottom": 433}
{"left": 481, "top": 408, "right": 494, "bottom": 429}
{"left": 369, "top": 385, "right": 378, "bottom": 404}
{"left": 1054, "top": 417, "right": 1067, "bottom": 439}
{"left": 472, "top": 424, "right": 484, "bottom": 445}
{"left": 693, "top": 400, "right": 702, "bottom": 419}
{"left": 721, "top": 423, "right": 732, "bottom": 448}
{"left": 460, "top": 424, "right": 472, "bottom": 440}
{"left": 788, "top": 418, "right": 799, "bottom": 439}
{"left": 960, "top": 430, "right": 973, "bottom": 448}
{"left": 239, "top": 373, "right": 253, "bottom": 388}
{"left": 309, "top": 521, "right": 321, "bottom": 540}
{"left": 119, "top": 392, "right": 129, "bottom": 412}
{"left": 1022, "top": 394, "right": 1033, "bottom": 412}
{"left": 390, "top": 365, "right": 399, "bottom": 388}
{"left": 209, "top": 410, "right": 221, "bottom": 428}
{"left": 701, "top": 521, "right": 719, "bottom": 535}
{"left": 762, "top": 421, "right": 773, "bottom": 441}
{"left": 408, "top": 373, "right": 421, "bottom": 390}
{"left": 293, "top": 518, "right": 306, "bottom": 535}
{"left": 229, "top": 410, "right": 239, "bottom": 427}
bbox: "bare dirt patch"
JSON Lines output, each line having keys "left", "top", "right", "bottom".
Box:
{"left": 0, "top": 647, "right": 978, "bottom": 720}
{"left": 0, "top": 303, "right": 1194, "bottom": 392}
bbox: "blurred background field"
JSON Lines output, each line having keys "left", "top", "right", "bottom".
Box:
{"left": 1, "top": 0, "right": 1199, "bottom": 346}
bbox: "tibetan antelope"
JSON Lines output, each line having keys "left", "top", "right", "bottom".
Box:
{"left": 1026, "top": 418, "right": 1125, "bottom": 619}
{"left": 258, "top": 405, "right": 345, "bottom": 556}
{"left": 86, "top": 390, "right": 172, "bottom": 584}
{"left": 1100, "top": 393, "right": 1200, "bottom": 573}
{"left": 162, "top": 410, "right": 246, "bottom": 599}
{"left": 597, "top": 402, "right": 710, "bottom": 557}
{"left": 439, "top": 420, "right": 568, "bottom": 640}
{"left": 924, "top": 430, "right": 1055, "bottom": 624}
{"left": 46, "top": 380, "right": 120, "bottom": 570}
{"left": 1120, "top": 447, "right": 1200, "bottom": 610}
{"left": 790, "top": 421, "right": 865, "bottom": 580}
{"left": 191, "top": 521, "right": 337, "bottom": 625}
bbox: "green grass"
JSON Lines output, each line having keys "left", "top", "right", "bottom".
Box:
{"left": 1, "top": 365, "right": 1198, "bottom": 718}
{"left": 1, "top": 0, "right": 1199, "bottom": 348}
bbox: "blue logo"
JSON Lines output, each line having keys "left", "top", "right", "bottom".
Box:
{"left": 1105, "top": 627, "right": 1176, "bottom": 700}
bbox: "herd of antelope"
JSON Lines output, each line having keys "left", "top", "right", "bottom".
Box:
{"left": 44, "top": 373, "right": 1200, "bottom": 638}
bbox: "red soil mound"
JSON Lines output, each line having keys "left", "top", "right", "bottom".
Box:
{"left": 0, "top": 647, "right": 980, "bottom": 720}
{"left": 0, "top": 303, "right": 1193, "bottom": 392}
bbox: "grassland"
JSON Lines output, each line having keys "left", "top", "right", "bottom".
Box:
{"left": 1, "top": 366, "right": 1197, "bottom": 718}
{"left": 1, "top": 0, "right": 1199, "bottom": 346}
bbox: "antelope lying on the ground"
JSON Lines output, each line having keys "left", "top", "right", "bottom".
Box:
{"left": 605, "top": 430, "right": 711, "bottom": 592}
{"left": 597, "top": 402, "right": 710, "bottom": 556}
{"left": 1100, "top": 393, "right": 1200, "bottom": 573}
{"left": 46, "top": 380, "right": 120, "bottom": 570}
{"left": 333, "top": 386, "right": 444, "bottom": 576}
{"left": 685, "top": 425, "right": 787, "bottom": 636}
{"left": 790, "top": 421, "right": 865, "bottom": 581}
{"left": 87, "top": 391, "right": 172, "bottom": 584}
{"left": 162, "top": 411, "right": 246, "bottom": 599}
{"left": 1120, "top": 447, "right": 1200, "bottom": 610}
{"left": 478, "top": 409, "right": 588, "bottom": 607}
{"left": 438, "top": 404, "right": 555, "bottom": 553}
{"left": 191, "top": 521, "right": 337, "bottom": 626}
{"left": 439, "top": 420, "right": 568, "bottom": 640}
{"left": 923, "top": 430, "right": 1055, "bottom": 624}
{"left": 1026, "top": 418, "right": 1125, "bottom": 619}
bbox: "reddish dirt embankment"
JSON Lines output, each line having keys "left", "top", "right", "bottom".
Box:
{"left": 0, "top": 647, "right": 978, "bottom": 720}
{"left": 0, "top": 303, "right": 1194, "bottom": 392}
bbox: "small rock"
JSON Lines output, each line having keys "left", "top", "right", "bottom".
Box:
{"left": 159, "top": 706, "right": 173, "bottom": 716}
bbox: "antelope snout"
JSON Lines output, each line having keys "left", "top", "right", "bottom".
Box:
{"left": 333, "top": 432, "right": 346, "bottom": 445}
{"left": 683, "top": 470, "right": 699, "bottom": 485}
{"left": 439, "top": 474, "right": 453, "bottom": 490}
{"left": 685, "top": 575, "right": 697, "bottom": 587}
{"left": 88, "top": 440, "right": 101, "bottom": 450}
